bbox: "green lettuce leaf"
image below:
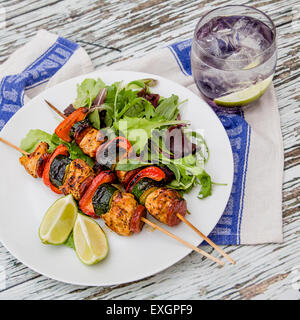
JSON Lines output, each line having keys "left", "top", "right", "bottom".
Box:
{"left": 51, "top": 133, "right": 94, "bottom": 167}
{"left": 73, "top": 78, "right": 106, "bottom": 108}
{"left": 88, "top": 109, "right": 101, "bottom": 130}
{"left": 153, "top": 94, "right": 180, "bottom": 121}
{"left": 197, "top": 170, "right": 212, "bottom": 199}
{"left": 68, "top": 140, "right": 94, "bottom": 167}
{"left": 120, "top": 98, "right": 155, "bottom": 120}
{"left": 155, "top": 151, "right": 212, "bottom": 199}
{"left": 114, "top": 117, "right": 189, "bottom": 154}
{"left": 20, "top": 129, "right": 57, "bottom": 153}
{"left": 64, "top": 232, "right": 75, "bottom": 250}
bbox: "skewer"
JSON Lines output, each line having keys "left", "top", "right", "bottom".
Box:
{"left": 0, "top": 136, "right": 224, "bottom": 267}
{"left": 44, "top": 100, "right": 66, "bottom": 119}
{"left": 43, "top": 100, "right": 235, "bottom": 265}
{"left": 142, "top": 217, "right": 224, "bottom": 267}
{"left": 176, "top": 213, "right": 236, "bottom": 265}
{"left": 0, "top": 137, "right": 29, "bottom": 155}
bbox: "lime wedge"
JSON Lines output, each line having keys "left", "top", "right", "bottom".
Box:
{"left": 243, "top": 59, "right": 260, "bottom": 70}
{"left": 214, "top": 75, "right": 273, "bottom": 107}
{"left": 73, "top": 214, "right": 109, "bottom": 265}
{"left": 39, "top": 194, "right": 78, "bottom": 245}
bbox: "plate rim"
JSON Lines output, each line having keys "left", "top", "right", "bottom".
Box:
{"left": 0, "top": 70, "right": 234, "bottom": 286}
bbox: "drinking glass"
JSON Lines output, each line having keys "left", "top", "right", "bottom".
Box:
{"left": 191, "top": 5, "right": 277, "bottom": 109}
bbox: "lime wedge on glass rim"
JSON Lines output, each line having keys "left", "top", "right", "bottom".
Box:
{"left": 39, "top": 194, "right": 78, "bottom": 245}
{"left": 73, "top": 213, "right": 109, "bottom": 265}
{"left": 214, "top": 75, "right": 273, "bottom": 107}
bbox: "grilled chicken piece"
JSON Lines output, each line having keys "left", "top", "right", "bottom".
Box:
{"left": 59, "top": 159, "right": 94, "bottom": 200}
{"left": 19, "top": 142, "right": 50, "bottom": 178}
{"left": 102, "top": 192, "right": 138, "bottom": 236}
{"left": 79, "top": 128, "right": 106, "bottom": 158}
{"left": 145, "top": 188, "right": 187, "bottom": 226}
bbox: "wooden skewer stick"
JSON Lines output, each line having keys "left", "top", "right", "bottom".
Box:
{"left": 176, "top": 213, "right": 236, "bottom": 265}
{"left": 141, "top": 217, "right": 224, "bottom": 267}
{"left": 0, "top": 113, "right": 226, "bottom": 267}
{"left": 44, "top": 99, "right": 66, "bottom": 119}
{"left": 0, "top": 137, "right": 29, "bottom": 155}
{"left": 44, "top": 100, "right": 230, "bottom": 266}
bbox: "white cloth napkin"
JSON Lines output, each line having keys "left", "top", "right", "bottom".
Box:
{"left": 0, "top": 30, "right": 283, "bottom": 244}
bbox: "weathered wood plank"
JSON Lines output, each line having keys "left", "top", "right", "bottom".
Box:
{"left": 0, "top": 0, "right": 299, "bottom": 300}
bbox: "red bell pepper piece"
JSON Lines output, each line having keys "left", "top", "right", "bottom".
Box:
{"left": 126, "top": 166, "right": 166, "bottom": 193}
{"left": 79, "top": 170, "right": 116, "bottom": 218}
{"left": 55, "top": 107, "right": 88, "bottom": 142}
{"left": 37, "top": 153, "right": 51, "bottom": 178}
{"left": 122, "top": 168, "right": 143, "bottom": 188}
{"left": 42, "top": 144, "right": 69, "bottom": 194}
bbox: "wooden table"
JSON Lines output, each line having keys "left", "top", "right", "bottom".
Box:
{"left": 0, "top": 0, "right": 299, "bottom": 300}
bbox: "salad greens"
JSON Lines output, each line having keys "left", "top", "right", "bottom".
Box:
{"left": 73, "top": 78, "right": 105, "bottom": 109}
{"left": 64, "top": 231, "right": 75, "bottom": 249}
{"left": 114, "top": 117, "right": 189, "bottom": 154}
{"left": 153, "top": 94, "right": 180, "bottom": 121}
{"left": 88, "top": 108, "right": 101, "bottom": 130}
{"left": 21, "top": 77, "right": 216, "bottom": 199}
{"left": 20, "top": 129, "right": 56, "bottom": 153}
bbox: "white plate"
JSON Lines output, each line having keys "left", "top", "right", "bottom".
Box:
{"left": 0, "top": 71, "right": 233, "bottom": 286}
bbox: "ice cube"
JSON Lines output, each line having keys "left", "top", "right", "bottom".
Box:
{"left": 196, "top": 15, "right": 273, "bottom": 61}
{"left": 225, "top": 47, "right": 253, "bottom": 69}
{"left": 233, "top": 16, "right": 270, "bottom": 52}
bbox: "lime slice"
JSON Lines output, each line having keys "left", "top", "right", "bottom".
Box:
{"left": 243, "top": 59, "right": 260, "bottom": 70}
{"left": 39, "top": 194, "right": 78, "bottom": 245}
{"left": 214, "top": 75, "right": 273, "bottom": 107}
{"left": 73, "top": 214, "right": 109, "bottom": 265}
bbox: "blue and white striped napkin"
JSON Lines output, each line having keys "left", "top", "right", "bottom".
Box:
{"left": 0, "top": 30, "right": 93, "bottom": 129}
{"left": 0, "top": 31, "right": 283, "bottom": 244}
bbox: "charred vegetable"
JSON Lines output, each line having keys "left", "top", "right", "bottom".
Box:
{"left": 49, "top": 155, "right": 71, "bottom": 188}
{"left": 92, "top": 183, "right": 119, "bottom": 217}
{"left": 69, "top": 118, "right": 91, "bottom": 140}
{"left": 126, "top": 166, "right": 165, "bottom": 193}
{"left": 79, "top": 171, "right": 116, "bottom": 217}
{"left": 55, "top": 107, "right": 88, "bottom": 142}
{"left": 42, "top": 144, "right": 69, "bottom": 194}
{"left": 131, "top": 178, "right": 158, "bottom": 203}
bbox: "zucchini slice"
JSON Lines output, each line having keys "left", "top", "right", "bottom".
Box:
{"left": 69, "top": 119, "right": 91, "bottom": 140}
{"left": 131, "top": 178, "right": 157, "bottom": 202}
{"left": 92, "top": 183, "right": 118, "bottom": 216}
{"left": 139, "top": 187, "right": 158, "bottom": 205}
{"left": 49, "top": 155, "right": 71, "bottom": 188}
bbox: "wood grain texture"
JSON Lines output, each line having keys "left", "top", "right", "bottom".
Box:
{"left": 0, "top": 0, "right": 299, "bottom": 300}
